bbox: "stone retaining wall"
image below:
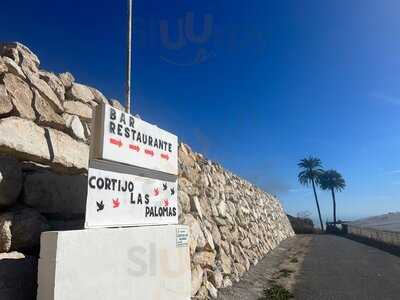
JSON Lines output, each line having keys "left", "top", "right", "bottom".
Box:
{"left": 0, "top": 42, "right": 294, "bottom": 299}
{"left": 346, "top": 225, "right": 400, "bottom": 248}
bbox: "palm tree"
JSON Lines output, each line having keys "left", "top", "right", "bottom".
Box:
{"left": 319, "top": 170, "right": 346, "bottom": 225}
{"left": 298, "top": 157, "right": 325, "bottom": 231}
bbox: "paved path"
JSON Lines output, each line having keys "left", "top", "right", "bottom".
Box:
{"left": 294, "top": 235, "right": 400, "bottom": 300}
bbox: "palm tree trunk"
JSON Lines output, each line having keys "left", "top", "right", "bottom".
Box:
{"left": 331, "top": 188, "right": 337, "bottom": 224}
{"left": 312, "top": 179, "right": 324, "bottom": 231}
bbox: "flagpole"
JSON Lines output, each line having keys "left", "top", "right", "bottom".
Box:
{"left": 125, "top": 0, "right": 132, "bottom": 113}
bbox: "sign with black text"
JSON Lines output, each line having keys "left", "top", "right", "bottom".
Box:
{"left": 85, "top": 166, "right": 178, "bottom": 228}
{"left": 91, "top": 104, "right": 178, "bottom": 175}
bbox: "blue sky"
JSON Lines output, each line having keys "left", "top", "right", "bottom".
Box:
{"left": 1, "top": 0, "right": 400, "bottom": 223}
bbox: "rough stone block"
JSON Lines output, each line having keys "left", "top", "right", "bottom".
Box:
{"left": 0, "top": 155, "right": 22, "bottom": 207}
{"left": 66, "top": 83, "right": 94, "bottom": 103}
{"left": 63, "top": 101, "right": 92, "bottom": 121}
{"left": 0, "top": 206, "right": 48, "bottom": 253}
{"left": 0, "top": 253, "right": 38, "bottom": 300}
{"left": 23, "top": 170, "right": 87, "bottom": 219}
{"left": 2, "top": 73, "right": 35, "bottom": 120}
{"left": 0, "top": 117, "right": 89, "bottom": 173}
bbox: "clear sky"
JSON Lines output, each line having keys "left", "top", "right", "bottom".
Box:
{"left": 1, "top": 0, "right": 400, "bottom": 223}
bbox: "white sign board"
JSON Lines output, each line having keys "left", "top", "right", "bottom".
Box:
{"left": 91, "top": 104, "right": 178, "bottom": 175}
{"left": 85, "top": 166, "right": 178, "bottom": 228}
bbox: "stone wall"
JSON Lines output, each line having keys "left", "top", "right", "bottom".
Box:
{"left": 0, "top": 42, "right": 294, "bottom": 299}
{"left": 346, "top": 225, "right": 400, "bottom": 248}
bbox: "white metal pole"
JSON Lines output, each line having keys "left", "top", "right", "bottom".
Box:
{"left": 126, "top": 0, "right": 132, "bottom": 113}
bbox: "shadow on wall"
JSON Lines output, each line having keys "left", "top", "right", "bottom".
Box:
{"left": 0, "top": 254, "right": 38, "bottom": 299}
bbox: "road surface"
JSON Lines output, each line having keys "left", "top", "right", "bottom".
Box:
{"left": 218, "top": 235, "right": 400, "bottom": 300}
{"left": 294, "top": 235, "right": 400, "bottom": 300}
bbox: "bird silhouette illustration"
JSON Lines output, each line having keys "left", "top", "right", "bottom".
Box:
{"left": 96, "top": 201, "right": 104, "bottom": 212}
{"left": 163, "top": 183, "right": 168, "bottom": 191}
{"left": 153, "top": 188, "right": 160, "bottom": 196}
{"left": 170, "top": 187, "right": 175, "bottom": 195}
{"left": 112, "top": 198, "right": 120, "bottom": 208}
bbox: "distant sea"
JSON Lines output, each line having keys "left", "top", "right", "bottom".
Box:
{"left": 308, "top": 212, "right": 400, "bottom": 232}
{"left": 309, "top": 214, "right": 386, "bottom": 230}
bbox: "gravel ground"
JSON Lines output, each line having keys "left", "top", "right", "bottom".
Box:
{"left": 217, "top": 235, "right": 311, "bottom": 300}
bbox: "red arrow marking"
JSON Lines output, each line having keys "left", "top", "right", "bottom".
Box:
{"left": 161, "top": 153, "right": 170, "bottom": 160}
{"left": 112, "top": 198, "right": 120, "bottom": 208}
{"left": 153, "top": 188, "right": 160, "bottom": 196}
{"left": 145, "top": 149, "right": 154, "bottom": 157}
{"left": 110, "top": 138, "right": 123, "bottom": 148}
{"left": 129, "top": 144, "right": 140, "bottom": 152}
